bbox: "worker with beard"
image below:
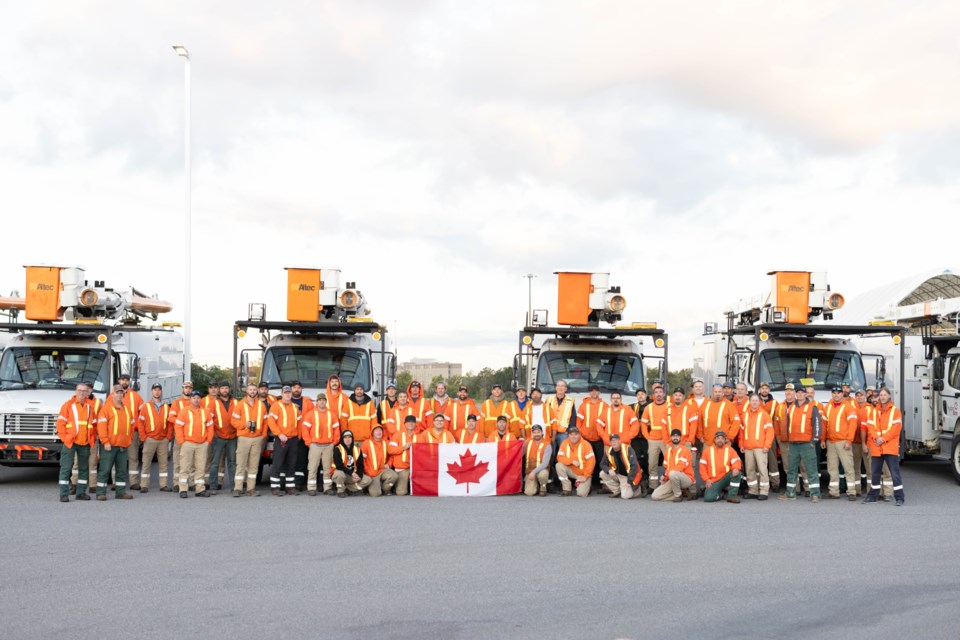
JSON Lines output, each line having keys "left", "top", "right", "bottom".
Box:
{"left": 289, "top": 381, "right": 315, "bottom": 492}
{"left": 344, "top": 383, "right": 378, "bottom": 444}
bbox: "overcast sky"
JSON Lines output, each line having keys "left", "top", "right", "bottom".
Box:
{"left": 1, "top": 1, "right": 957, "bottom": 373}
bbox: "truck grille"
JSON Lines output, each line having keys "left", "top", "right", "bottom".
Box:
{"left": 3, "top": 414, "right": 58, "bottom": 437}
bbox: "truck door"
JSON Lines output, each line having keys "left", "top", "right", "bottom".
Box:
{"left": 945, "top": 355, "right": 960, "bottom": 433}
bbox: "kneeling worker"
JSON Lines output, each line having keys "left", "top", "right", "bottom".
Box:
{"left": 523, "top": 425, "right": 552, "bottom": 496}
{"left": 331, "top": 430, "right": 363, "bottom": 497}
{"left": 651, "top": 429, "right": 695, "bottom": 501}
{"left": 599, "top": 433, "right": 645, "bottom": 499}
{"left": 555, "top": 426, "right": 595, "bottom": 497}
{"left": 359, "top": 425, "right": 398, "bottom": 496}
{"left": 700, "top": 430, "right": 742, "bottom": 503}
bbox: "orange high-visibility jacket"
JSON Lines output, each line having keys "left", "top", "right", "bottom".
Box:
{"left": 360, "top": 439, "right": 391, "bottom": 477}
{"left": 699, "top": 399, "right": 740, "bottom": 443}
{"left": 855, "top": 403, "right": 876, "bottom": 445}
{"left": 208, "top": 397, "right": 238, "bottom": 440}
{"left": 785, "top": 402, "right": 817, "bottom": 443}
{"left": 407, "top": 394, "right": 432, "bottom": 433}
{"left": 545, "top": 395, "right": 576, "bottom": 435}
{"left": 383, "top": 404, "right": 416, "bottom": 438}
{"left": 457, "top": 428, "right": 485, "bottom": 444}
{"left": 739, "top": 407, "right": 774, "bottom": 450}
{"left": 174, "top": 406, "right": 215, "bottom": 445}
{"left": 122, "top": 389, "right": 144, "bottom": 421}
{"left": 699, "top": 444, "right": 742, "bottom": 483}
{"left": 231, "top": 399, "right": 268, "bottom": 439}
{"left": 521, "top": 401, "right": 557, "bottom": 439}
{"left": 576, "top": 397, "right": 608, "bottom": 441}
{"left": 57, "top": 398, "right": 95, "bottom": 448}
{"left": 387, "top": 429, "right": 417, "bottom": 470}
{"left": 444, "top": 398, "right": 479, "bottom": 437}
{"left": 488, "top": 431, "right": 517, "bottom": 443}
{"left": 300, "top": 407, "right": 340, "bottom": 446}
{"left": 663, "top": 402, "right": 698, "bottom": 445}
{"left": 343, "top": 396, "right": 378, "bottom": 441}
{"left": 821, "top": 401, "right": 857, "bottom": 443}
{"left": 416, "top": 428, "right": 455, "bottom": 444}
{"left": 86, "top": 396, "right": 103, "bottom": 444}
{"left": 663, "top": 443, "right": 695, "bottom": 482}
{"left": 524, "top": 438, "right": 549, "bottom": 474}
{"left": 479, "top": 398, "right": 514, "bottom": 438}
{"left": 603, "top": 445, "right": 643, "bottom": 485}
{"left": 596, "top": 404, "right": 640, "bottom": 445}
{"left": 267, "top": 401, "right": 300, "bottom": 438}
{"left": 640, "top": 401, "right": 669, "bottom": 441}
{"left": 868, "top": 403, "right": 902, "bottom": 456}
{"left": 138, "top": 401, "right": 172, "bottom": 441}
{"left": 759, "top": 396, "right": 779, "bottom": 429}
{"left": 97, "top": 402, "right": 135, "bottom": 448}
{"left": 556, "top": 439, "right": 595, "bottom": 477}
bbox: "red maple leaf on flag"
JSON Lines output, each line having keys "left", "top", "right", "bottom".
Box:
{"left": 446, "top": 448, "right": 489, "bottom": 494}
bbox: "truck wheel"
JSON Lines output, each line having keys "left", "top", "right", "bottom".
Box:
{"left": 952, "top": 433, "right": 960, "bottom": 485}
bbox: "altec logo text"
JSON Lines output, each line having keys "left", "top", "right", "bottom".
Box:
{"left": 786, "top": 285, "right": 805, "bottom": 293}
{"left": 33, "top": 283, "right": 55, "bottom": 291}
{"left": 295, "top": 284, "right": 316, "bottom": 291}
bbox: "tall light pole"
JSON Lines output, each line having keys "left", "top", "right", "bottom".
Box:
{"left": 173, "top": 45, "right": 191, "bottom": 383}
{"left": 523, "top": 273, "right": 536, "bottom": 390}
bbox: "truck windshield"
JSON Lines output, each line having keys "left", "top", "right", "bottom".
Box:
{"left": 758, "top": 349, "right": 866, "bottom": 391}
{"left": 260, "top": 347, "right": 370, "bottom": 390}
{"left": 0, "top": 347, "right": 110, "bottom": 392}
{"left": 536, "top": 351, "right": 644, "bottom": 394}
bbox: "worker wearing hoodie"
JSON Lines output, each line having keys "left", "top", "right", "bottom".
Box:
{"left": 331, "top": 430, "right": 363, "bottom": 497}
{"left": 344, "top": 384, "right": 378, "bottom": 443}
{"left": 358, "top": 426, "right": 398, "bottom": 496}
{"left": 406, "top": 380, "right": 433, "bottom": 432}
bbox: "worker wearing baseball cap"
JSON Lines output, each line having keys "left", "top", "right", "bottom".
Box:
{"left": 117, "top": 373, "right": 145, "bottom": 490}
{"left": 330, "top": 430, "right": 363, "bottom": 497}
{"left": 300, "top": 392, "right": 340, "bottom": 496}
{"left": 479, "top": 383, "right": 513, "bottom": 438}
{"left": 599, "top": 433, "right": 644, "bottom": 499}
{"left": 231, "top": 383, "right": 269, "bottom": 497}
{"left": 457, "top": 414, "right": 485, "bottom": 444}
{"left": 651, "top": 429, "right": 696, "bottom": 501}
{"left": 821, "top": 385, "right": 858, "bottom": 500}
{"left": 555, "top": 426, "right": 595, "bottom": 497}
{"left": 779, "top": 386, "right": 822, "bottom": 502}
{"left": 266, "top": 386, "right": 301, "bottom": 495}
{"left": 358, "top": 425, "right": 398, "bottom": 496}
{"left": 174, "top": 390, "right": 215, "bottom": 498}
{"left": 577, "top": 384, "right": 609, "bottom": 486}
{"left": 488, "top": 415, "right": 516, "bottom": 443}
{"left": 376, "top": 383, "right": 399, "bottom": 426}
{"left": 416, "top": 414, "right": 455, "bottom": 444}
{"left": 166, "top": 381, "right": 194, "bottom": 492}
{"left": 739, "top": 393, "right": 774, "bottom": 500}
{"left": 446, "top": 385, "right": 479, "bottom": 439}
{"left": 95, "top": 385, "right": 135, "bottom": 501}
{"left": 639, "top": 385, "right": 669, "bottom": 490}
{"left": 387, "top": 416, "right": 419, "bottom": 495}
{"left": 523, "top": 425, "right": 552, "bottom": 496}
{"left": 756, "top": 382, "right": 781, "bottom": 492}
{"left": 863, "top": 387, "right": 905, "bottom": 506}
{"left": 57, "top": 384, "right": 94, "bottom": 502}
{"left": 137, "top": 383, "right": 172, "bottom": 493}
{"left": 700, "top": 430, "right": 742, "bottom": 503}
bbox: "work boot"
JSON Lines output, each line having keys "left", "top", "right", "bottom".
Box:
{"left": 196, "top": 490, "right": 210, "bottom": 497}
{"left": 684, "top": 489, "right": 698, "bottom": 501}
{"left": 60, "top": 495, "right": 69, "bottom": 503}
{"left": 560, "top": 490, "right": 572, "bottom": 497}
{"left": 639, "top": 486, "right": 648, "bottom": 499}
{"left": 308, "top": 490, "right": 317, "bottom": 496}
{"left": 180, "top": 491, "right": 188, "bottom": 498}
{"left": 880, "top": 495, "right": 891, "bottom": 502}
{"left": 757, "top": 494, "right": 768, "bottom": 501}
{"left": 130, "top": 483, "right": 140, "bottom": 491}
{"left": 862, "top": 496, "right": 878, "bottom": 503}
{"left": 246, "top": 490, "right": 260, "bottom": 497}
{"left": 608, "top": 493, "right": 620, "bottom": 499}
{"left": 232, "top": 490, "right": 242, "bottom": 497}
{"left": 216, "top": 483, "right": 223, "bottom": 491}
{"left": 811, "top": 495, "right": 820, "bottom": 504}
{"left": 69, "top": 485, "right": 77, "bottom": 496}
{"left": 160, "top": 486, "right": 172, "bottom": 492}
{"left": 271, "top": 489, "right": 282, "bottom": 496}
{"left": 349, "top": 490, "right": 363, "bottom": 497}
{"left": 778, "top": 493, "right": 796, "bottom": 501}
{"left": 337, "top": 491, "right": 347, "bottom": 498}
{"left": 209, "top": 490, "right": 219, "bottom": 496}
{"left": 726, "top": 495, "right": 741, "bottom": 504}
{"left": 96, "top": 495, "right": 107, "bottom": 501}
{"left": 847, "top": 495, "right": 857, "bottom": 502}
{"left": 895, "top": 499, "right": 904, "bottom": 506}
{"left": 140, "top": 487, "right": 148, "bottom": 493}
{"left": 285, "top": 488, "right": 298, "bottom": 496}
{"left": 76, "top": 493, "right": 90, "bottom": 501}
{"left": 88, "top": 486, "right": 96, "bottom": 494}
{"left": 670, "top": 495, "right": 682, "bottom": 502}
{"left": 116, "top": 493, "right": 133, "bottom": 500}
{"left": 538, "top": 485, "right": 547, "bottom": 497}
{"left": 324, "top": 488, "right": 336, "bottom": 496}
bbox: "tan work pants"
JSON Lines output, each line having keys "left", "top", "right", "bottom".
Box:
{"left": 178, "top": 441, "right": 208, "bottom": 492}
{"left": 140, "top": 438, "right": 169, "bottom": 489}
{"left": 331, "top": 470, "right": 360, "bottom": 493}
{"left": 306, "top": 443, "right": 334, "bottom": 491}
{"left": 744, "top": 448, "right": 771, "bottom": 496}
{"left": 647, "top": 440, "right": 665, "bottom": 487}
{"left": 523, "top": 469, "right": 549, "bottom": 496}
{"left": 395, "top": 468, "right": 411, "bottom": 495}
{"left": 358, "top": 468, "right": 398, "bottom": 496}
{"left": 651, "top": 471, "right": 693, "bottom": 500}
{"left": 556, "top": 463, "right": 591, "bottom": 497}
{"left": 826, "top": 440, "right": 856, "bottom": 497}
{"left": 599, "top": 470, "right": 640, "bottom": 499}
{"left": 234, "top": 437, "right": 264, "bottom": 492}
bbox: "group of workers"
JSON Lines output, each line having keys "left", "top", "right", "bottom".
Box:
{"left": 54, "top": 374, "right": 905, "bottom": 506}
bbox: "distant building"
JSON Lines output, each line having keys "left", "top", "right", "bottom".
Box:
{"left": 400, "top": 358, "right": 463, "bottom": 384}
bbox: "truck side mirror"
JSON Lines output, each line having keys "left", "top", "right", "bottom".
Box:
{"left": 238, "top": 352, "right": 249, "bottom": 388}
{"left": 876, "top": 357, "right": 886, "bottom": 388}
{"left": 933, "top": 356, "right": 945, "bottom": 380}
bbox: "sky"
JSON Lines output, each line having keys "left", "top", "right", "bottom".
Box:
{"left": 1, "top": 1, "right": 957, "bottom": 373}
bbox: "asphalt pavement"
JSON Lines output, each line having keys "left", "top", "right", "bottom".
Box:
{"left": 1, "top": 460, "right": 958, "bottom": 640}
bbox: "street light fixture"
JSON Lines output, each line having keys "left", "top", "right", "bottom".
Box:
{"left": 172, "top": 44, "right": 191, "bottom": 383}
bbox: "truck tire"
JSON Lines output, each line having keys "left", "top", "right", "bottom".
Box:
{"left": 952, "top": 433, "right": 960, "bottom": 486}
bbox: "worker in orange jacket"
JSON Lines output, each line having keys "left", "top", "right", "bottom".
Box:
{"left": 739, "top": 394, "right": 775, "bottom": 500}
{"left": 576, "top": 385, "right": 608, "bottom": 484}
{"left": 664, "top": 387, "right": 698, "bottom": 449}
{"left": 300, "top": 393, "right": 340, "bottom": 496}
{"left": 325, "top": 375, "right": 348, "bottom": 422}
{"left": 599, "top": 433, "right": 644, "bottom": 499}
{"left": 175, "top": 390, "right": 215, "bottom": 497}
{"left": 267, "top": 385, "right": 301, "bottom": 496}
{"left": 231, "top": 383, "right": 269, "bottom": 497}
{"left": 523, "top": 425, "right": 552, "bottom": 496}
{"left": 479, "top": 383, "right": 514, "bottom": 438}
{"left": 207, "top": 381, "right": 238, "bottom": 493}
{"left": 445, "top": 385, "right": 479, "bottom": 439}
{"left": 457, "top": 415, "right": 485, "bottom": 444}
{"left": 71, "top": 381, "right": 103, "bottom": 493}
{"left": 388, "top": 416, "right": 419, "bottom": 495}
{"left": 358, "top": 425, "right": 398, "bottom": 496}
{"left": 257, "top": 381, "right": 278, "bottom": 410}
{"left": 384, "top": 391, "right": 417, "bottom": 438}
{"left": 821, "top": 385, "right": 859, "bottom": 500}
{"left": 117, "top": 374, "right": 145, "bottom": 490}
{"left": 854, "top": 389, "right": 889, "bottom": 498}
{"left": 376, "top": 383, "right": 399, "bottom": 426}
{"left": 700, "top": 430, "right": 742, "bottom": 503}
{"left": 596, "top": 391, "right": 640, "bottom": 446}
{"left": 555, "top": 426, "right": 595, "bottom": 497}
{"left": 342, "top": 383, "right": 378, "bottom": 444}
{"left": 779, "top": 386, "right": 822, "bottom": 502}
{"left": 95, "top": 385, "right": 136, "bottom": 500}
{"left": 289, "top": 381, "right": 315, "bottom": 492}
{"left": 429, "top": 381, "right": 453, "bottom": 430}
{"left": 137, "top": 383, "right": 172, "bottom": 493}
{"left": 699, "top": 384, "right": 741, "bottom": 445}
{"left": 406, "top": 380, "right": 433, "bottom": 432}
{"left": 733, "top": 383, "right": 750, "bottom": 425}
{"left": 57, "top": 384, "right": 95, "bottom": 502}
{"left": 651, "top": 429, "right": 696, "bottom": 501}
{"left": 640, "top": 386, "right": 669, "bottom": 489}
{"left": 756, "top": 382, "right": 781, "bottom": 492}
{"left": 488, "top": 416, "right": 518, "bottom": 443}
{"left": 417, "top": 414, "right": 456, "bottom": 444}
{"left": 863, "top": 388, "right": 905, "bottom": 505}
{"left": 167, "top": 381, "right": 194, "bottom": 492}
{"left": 331, "top": 430, "right": 363, "bottom": 497}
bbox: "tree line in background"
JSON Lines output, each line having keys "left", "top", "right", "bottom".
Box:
{"left": 188, "top": 363, "right": 694, "bottom": 400}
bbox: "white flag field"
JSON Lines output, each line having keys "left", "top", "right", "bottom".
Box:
{"left": 410, "top": 441, "right": 522, "bottom": 496}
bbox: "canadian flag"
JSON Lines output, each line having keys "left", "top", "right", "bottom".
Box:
{"left": 411, "top": 441, "right": 522, "bottom": 496}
